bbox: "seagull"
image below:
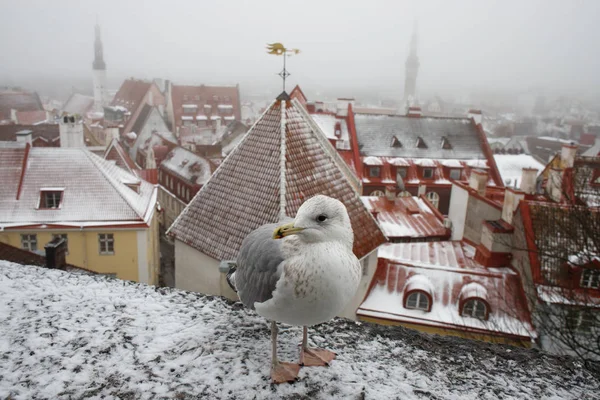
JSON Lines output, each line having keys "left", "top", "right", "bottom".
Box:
{"left": 228, "top": 195, "right": 361, "bottom": 383}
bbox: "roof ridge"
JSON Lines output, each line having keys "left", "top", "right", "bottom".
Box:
{"left": 84, "top": 150, "right": 148, "bottom": 221}
{"left": 167, "top": 99, "right": 278, "bottom": 237}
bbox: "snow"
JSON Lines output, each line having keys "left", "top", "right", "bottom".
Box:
{"left": 494, "top": 154, "right": 544, "bottom": 189}
{"left": 362, "top": 156, "right": 384, "bottom": 165}
{"left": 196, "top": 115, "right": 208, "bottom": 120}
{"left": 1, "top": 262, "right": 597, "bottom": 400}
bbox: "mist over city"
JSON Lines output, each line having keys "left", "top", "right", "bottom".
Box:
{"left": 0, "top": 1, "right": 599, "bottom": 399}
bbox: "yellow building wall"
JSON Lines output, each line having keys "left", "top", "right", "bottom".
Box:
{"left": 0, "top": 229, "right": 140, "bottom": 282}
{"left": 358, "top": 316, "right": 532, "bottom": 348}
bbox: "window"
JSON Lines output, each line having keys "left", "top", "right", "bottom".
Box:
{"left": 581, "top": 269, "right": 600, "bottom": 289}
{"left": 370, "top": 190, "right": 385, "bottom": 197}
{"left": 397, "top": 168, "right": 407, "bottom": 179}
{"left": 567, "top": 309, "right": 595, "bottom": 334}
{"left": 423, "top": 168, "right": 434, "bottom": 179}
{"left": 441, "top": 137, "right": 452, "bottom": 150}
{"left": 39, "top": 190, "right": 63, "bottom": 209}
{"left": 449, "top": 169, "right": 461, "bottom": 180}
{"left": 21, "top": 234, "right": 37, "bottom": 252}
{"left": 51, "top": 233, "right": 68, "bottom": 254}
{"left": 416, "top": 137, "right": 427, "bottom": 149}
{"left": 426, "top": 192, "right": 440, "bottom": 209}
{"left": 405, "top": 291, "right": 430, "bottom": 311}
{"left": 397, "top": 191, "right": 411, "bottom": 198}
{"left": 462, "top": 299, "right": 487, "bottom": 320}
{"left": 99, "top": 233, "right": 115, "bottom": 255}
{"left": 391, "top": 136, "right": 402, "bottom": 148}
{"left": 369, "top": 167, "right": 381, "bottom": 178}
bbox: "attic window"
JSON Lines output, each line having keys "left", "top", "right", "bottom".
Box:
{"left": 422, "top": 168, "right": 434, "bottom": 179}
{"left": 462, "top": 299, "right": 488, "bottom": 320}
{"left": 405, "top": 291, "right": 431, "bottom": 311}
{"left": 39, "top": 190, "right": 63, "bottom": 209}
{"left": 125, "top": 183, "right": 140, "bottom": 194}
{"left": 581, "top": 269, "right": 600, "bottom": 289}
{"left": 449, "top": 169, "right": 462, "bottom": 180}
{"left": 567, "top": 309, "right": 594, "bottom": 333}
{"left": 416, "top": 137, "right": 427, "bottom": 149}
{"left": 441, "top": 137, "right": 452, "bottom": 150}
{"left": 369, "top": 166, "right": 381, "bottom": 178}
{"left": 391, "top": 136, "right": 402, "bottom": 148}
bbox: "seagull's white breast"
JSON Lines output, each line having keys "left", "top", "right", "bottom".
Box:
{"left": 254, "top": 241, "right": 361, "bottom": 326}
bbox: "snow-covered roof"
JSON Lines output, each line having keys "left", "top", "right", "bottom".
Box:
{"left": 0, "top": 144, "right": 156, "bottom": 227}
{"left": 160, "top": 147, "right": 212, "bottom": 185}
{"left": 494, "top": 154, "right": 544, "bottom": 189}
{"left": 310, "top": 114, "right": 350, "bottom": 143}
{"left": 361, "top": 196, "right": 449, "bottom": 239}
{"left": 359, "top": 242, "right": 536, "bottom": 338}
{"left": 168, "top": 98, "right": 385, "bottom": 261}
{"left": 0, "top": 262, "right": 594, "bottom": 399}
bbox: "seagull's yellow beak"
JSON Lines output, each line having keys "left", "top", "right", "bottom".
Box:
{"left": 272, "top": 222, "right": 305, "bottom": 239}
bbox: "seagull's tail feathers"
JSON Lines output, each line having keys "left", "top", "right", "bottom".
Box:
{"left": 226, "top": 266, "right": 238, "bottom": 293}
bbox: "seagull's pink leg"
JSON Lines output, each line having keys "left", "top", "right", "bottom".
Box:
{"left": 270, "top": 321, "right": 300, "bottom": 383}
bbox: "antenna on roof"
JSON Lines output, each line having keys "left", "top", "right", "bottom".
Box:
{"left": 266, "top": 43, "right": 300, "bottom": 93}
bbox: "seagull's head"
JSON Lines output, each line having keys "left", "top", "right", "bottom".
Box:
{"left": 272, "top": 195, "right": 354, "bottom": 247}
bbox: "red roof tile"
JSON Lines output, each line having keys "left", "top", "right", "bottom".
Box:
{"left": 358, "top": 242, "right": 535, "bottom": 339}
{"left": 0, "top": 90, "right": 43, "bottom": 121}
{"left": 168, "top": 97, "right": 386, "bottom": 260}
{"left": 111, "top": 79, "right": 152, "bottom": 112}
{"left": 171, "top": 84, "right": 241, "bottom": 128}
{"left": 15, "top": 110, "right": 46, "bottom": 125}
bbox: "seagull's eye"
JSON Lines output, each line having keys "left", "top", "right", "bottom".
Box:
{"left": 316, "top": 214, "right": 328, "bottom": 223}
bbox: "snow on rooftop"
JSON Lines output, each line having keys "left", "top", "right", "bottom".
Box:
{"left": 1, "top": 262, "right": 596, "bottom": 399}
{"left": 196, "top": 115, "right": 208, "bottom": 120}
{"left": 217, "top": 104, "right": 233, "bottom": 109}
{"left": 310, "top": 114, "right": 350, "bottom": 142}
{"left": 494, "top": 154, "right": 544, "bottom": 189}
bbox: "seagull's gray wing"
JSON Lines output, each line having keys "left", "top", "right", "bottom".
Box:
{"left": 236, "top": 220, "right": 291, "bottom": 310}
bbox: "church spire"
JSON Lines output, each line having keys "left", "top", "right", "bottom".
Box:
{"left": 93, "top": 21, "right": 106, "bottom": 70}
{"left": 403, "top": 20, "right": 420, "bottom": 106}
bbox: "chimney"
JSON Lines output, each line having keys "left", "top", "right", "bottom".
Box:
{"left": 407, "top": 106, "right": 422, "bottom": 117}
{"left": 520, "top": 167, "right": 538, "bottom": 194}
{"left": 547, "top": 168, "right": 563, "bottom": 202}
{"left": 469, "top": 169, "right": 488, "bottom": 196}
{"left": 59, "top": 115, "right": 85, "bottom": 148}
{"left": 502, "top": 188, "right": 525, "bottom": 224}
{"left": 468, "top": 109, "right": 483, "bottom": 125}
{"left": 334, "top": 121, "right": 342, "bottom": 138}
{"left": 385, "top": 185, "right": 396, "bottom": 202}
{"left": 474, "top": 220, "right": 514, "bottom": 268}
{"left": 15, "top": 129, "right": 33, "bottom": 146}
{"left": 45, "top": 237, "right": 67, "bottom": 270}
{"left": 561, "top": 143, "right": 577, "bottom": 168}
{"left": 336, "top": 98, "right": 355, "bottom": 114}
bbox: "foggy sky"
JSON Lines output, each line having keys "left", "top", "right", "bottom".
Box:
{"left": 1, "top": 0, "right": 599, "bottom": 100}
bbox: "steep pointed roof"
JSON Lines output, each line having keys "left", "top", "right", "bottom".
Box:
{"left": 168, "top": 98, "right": 386, "bottom": 260}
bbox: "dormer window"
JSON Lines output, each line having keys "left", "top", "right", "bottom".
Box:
{"left": 416, "top": 137, "right": 427, "bottom": 149}
{"left": 397, "top": 167, "right": 407, "bottom": 179}
{"left": 581, "top": 269, "right": 600, "bottom": 289}
{"left": 462, "top": 299, "right": 488, "bottom": 320}
{"left": 405, "top": 291, "right": 431, "bottom": 311}
{"left": 441, "top": 136, "right": 452, "bottom": 150}
{"left": 449, "top": 168, "right": 462, "bottom": 180}
{"left": 369, "top": 166, "right": 381, "bottom": 178}
{"left": 422, "top": 168, "right": 434, "bottom": 179}
{"left": 39, "top": 190, "right": 63, "bottom": 209}
{"left": 391, "top": 136, "right": 402, "bottom": 148}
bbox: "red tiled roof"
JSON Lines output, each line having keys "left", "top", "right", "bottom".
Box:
{"left": 358, "top": 242, "right": 535, "bottom": 339}
{"left": 111, "top": 79, "right": 152, "bottom": 112}
{"left": 0, "top": 90, "right": 43, "bottom": 121}
{"left": 15, "top": 110, "right": 46, "bottom": 125}
{"left": 168, "top": 97, "right": 386, "bottom": 260}
{"left": 171, "top": 84, "right": 241, "bottom": 128}
{"left": 362, "top": 196, "right": 449, "bottom": 240}
{"left": 0, "top": 124, "right": 59, "bottom": 144}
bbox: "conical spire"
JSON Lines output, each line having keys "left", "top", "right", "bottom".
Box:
{"left": 93, "top": 21, "right": 106, "bottom": 70}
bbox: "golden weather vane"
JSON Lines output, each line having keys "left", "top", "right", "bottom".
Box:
{"left": 266, "top": 43, "right": 300, "bottom": 92}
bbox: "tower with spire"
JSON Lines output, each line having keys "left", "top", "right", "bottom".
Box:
{"left": 403, "top": 22, "right": 420, "bottom": 107}
{"left": 92, "top": 20, "right": 107, "bottom": 113}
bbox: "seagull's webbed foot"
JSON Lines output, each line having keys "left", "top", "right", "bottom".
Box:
{"left": 299, "top": 326, "right": 336, "bottom": 367}
{"left": 271, "top": 361, "right": 301, "bottom": 384}
{"left": 299, "top": 346, "right": 336, "bottom": 367}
